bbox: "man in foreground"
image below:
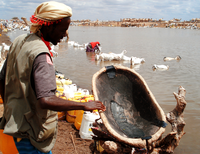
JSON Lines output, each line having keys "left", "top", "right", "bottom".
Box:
{"left": 0, "top": 1, "right": 105, "bottom": 153}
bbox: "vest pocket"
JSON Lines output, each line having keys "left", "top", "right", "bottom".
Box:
{"left": 24, "top": 110, "right": 57, "bottom": 142}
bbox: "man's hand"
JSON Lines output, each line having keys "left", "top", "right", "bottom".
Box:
{"left": 83, "top": 101, "right": 106, "bottom": 112}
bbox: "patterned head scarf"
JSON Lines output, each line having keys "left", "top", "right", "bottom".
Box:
{"left": 30, "top": 1, "right": 72, "bottom": 33}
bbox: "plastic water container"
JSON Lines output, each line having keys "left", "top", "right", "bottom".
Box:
{"left": 66, "top": 110, "right": 77, "bottom": 123}
{"left": 77, "top": 88, "right": 89, "bottom": 96}
{"left": 55, "top": 74, "right": 64, "bottom": 79}
{"left": 64, "top": 91, "right": 74, "bottom": 99}
{"left": 69, "top": 84, "right": 77, "bottom": 92}
{"left": 74, "top": 110, "right": 84, "bottom": 130}
{"left": 0, "top": 95, "right": 3, "bottom": 104}
{"left": 57, "top": 86, "right": 64, "bottom": 92}
{"left": 63, "top": 84, "right": 77, "bottom": 99}
{"left": 82, "top": 89, "right": 89, "bottom": 95}
{"left": 56, "top": 78, "right": 72, "bottom": 86}
{"left": 0, "top": 130, "right": 19, "bottom": 154}
{"left": 74, "top": 96, "right": 95, "bottom": 130}
{"left": 57, "top": 111, "right": 66, "bottom": 120}
{"left": 85, "top": 95, "right": 94, "bottom": 102}
{"left": 66, "top": 98, "right": 86, "bottom": 123}
{"left": 74, "top": 92, "right": 83, "bottom": 98}
{"left": 79, "top": 111, "right": 100, "bottom": 140}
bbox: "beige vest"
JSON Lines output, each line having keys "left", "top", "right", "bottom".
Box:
{"left": 0, "top": 33, "right": 58, "bottom": 153}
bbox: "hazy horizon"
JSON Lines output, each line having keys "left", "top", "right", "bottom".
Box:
{"left": 0, "top": 0, "right": 199, "bottom": 22}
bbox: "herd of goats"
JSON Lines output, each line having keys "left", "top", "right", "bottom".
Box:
{"left": 66, "top": 40, "right": 181, "bottom": 71}
{"left": 0, "top": 37, "right": 181, "bottom": 72}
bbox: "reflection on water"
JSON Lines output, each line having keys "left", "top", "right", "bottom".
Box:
{"left": 8, "top": 27, "right": 200, "bottom": 154}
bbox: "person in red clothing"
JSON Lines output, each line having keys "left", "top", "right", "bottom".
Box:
{"left": 86, "top": 41, "right": 101, "bottom": 52}
{"left": 90, "top": 42, "right": 100, "bottom": 48}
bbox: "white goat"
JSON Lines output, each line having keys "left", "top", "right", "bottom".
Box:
{"left": 121, "top": 55, "right": 145, "bottom": 65}
{"left": 122, "top": 55, "right": 132, "bottom": 61}
{"left": 152, "top": 64, "right": 169, "bottom": 71}
{"left": 95, "top": 52, "right": 114, "bottom": 61}
{"left": 95, "top": 50, "right": 127, "bottom": 61}
{"left": 73, "top": 42, "right": 83, "bottom": 48}
{"left": 68, "top": 41, "right": 76, "bottom": 45}
{"left": 163, "top": 55, "right": 181, "bottom": 61}
{"left": 131, "top": 57, "right": 145, "bottom": 65}
{"left": 109, "top": 50, "right": 127, "bottom": 60}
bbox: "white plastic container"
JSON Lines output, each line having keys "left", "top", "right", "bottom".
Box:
{"left": 63, "top": 85, "right": 70, "bottom": 91}
{"left": 64, "top": 84, "right": 78, "bottom": 99}
{"left": 64, "top": 91, "right": 74, "bottom": 99}
{"left": 69, "top": 84, "right": 77, "bottom": 92}
{"left": 79, "top": 111, "right": 100, "bottom": 140}
{"left": 77, "top": 88, "right": 89, "bottom": 95}
{"left": 82, "top": 89, "right": 89, "bottom": 95}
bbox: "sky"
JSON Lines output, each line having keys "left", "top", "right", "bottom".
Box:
{"left": 0, "top": 0, "right": 200, "bottom": 21}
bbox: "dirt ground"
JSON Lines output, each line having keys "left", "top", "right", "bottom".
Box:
{"left": 0, "top": 33, "right": 99, "bottom": 154}
{"left": 52, "top": 119, "right": 97, "bottom": 154}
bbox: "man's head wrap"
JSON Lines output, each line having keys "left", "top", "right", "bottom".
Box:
{"left": 30, "top": 1, "right": 72, "bottom": 33}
